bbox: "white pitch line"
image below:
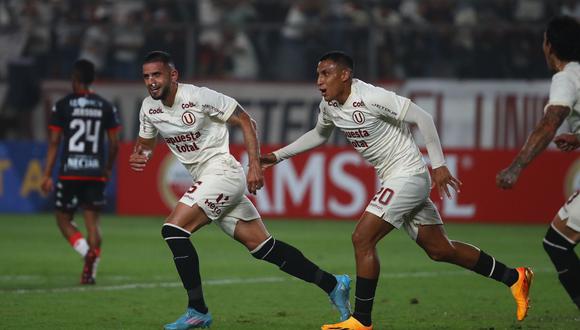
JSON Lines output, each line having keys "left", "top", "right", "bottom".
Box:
{"left": 1, "top": 268, "right": 553, "bottom": 295}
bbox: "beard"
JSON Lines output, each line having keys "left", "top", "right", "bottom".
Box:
{"left": 150, "top": 85, "right": 169, "bottom": 100}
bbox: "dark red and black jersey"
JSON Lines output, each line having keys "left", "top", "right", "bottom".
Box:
{"left": 49, "top": 92, "right": 121, "bottom": 180}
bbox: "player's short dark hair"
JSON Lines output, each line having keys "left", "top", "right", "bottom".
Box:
{"left": 319, "top": 51, "right": 354, "bottom": 72}
{"left": 546, "top": 15, "right": 580, "bottom": 62}
{"left": 72, "top": 59, "right": 95, "bottom": 85}
{"left": 143, "top": 50, "right": 175, "bottom": 68}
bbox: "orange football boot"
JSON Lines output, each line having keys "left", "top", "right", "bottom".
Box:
{"left": 510, "top": 267, "right": 534, "bottom": 321}
{"left": 321, "top": 316, "right": 373, "bottom": 330}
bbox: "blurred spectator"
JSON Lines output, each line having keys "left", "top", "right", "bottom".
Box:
{"left": 561, "top": 0, "right": 580, "bottom": 17}
{"left": 514, "top": 0, "right": 547, "bottom": 22}
{"left": 1, "top": 0, "right": 578, "bottom": 82}
{"left": 19, "top": 0, "right": 52, "bottom": 77}
{"left": 196, "top": 0, "right": 225, "bottom": 77}
{"left": 53, "top": 3, "right": 84, "bottom": 78}
{"left": 111, "top": 9, "right": 145, "bottom": 80}
{"left": 222, "top": 26, "right": 259, "bottom": 79}
{"left": 78, "top": 5, "right": 111, "bottom": 75}
{"left": 142, "top": 2, "right": 186, "bottom": 74}
{"left": 276, "top": 0, "right": 324, "bottom": 80}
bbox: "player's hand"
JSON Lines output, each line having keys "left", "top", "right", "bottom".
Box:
{"left": 260, "top": 153, "right": 279, "bottom": 170}
{"left": 41, "top": 175, "right": 53, "bottom": 194}
{"left": 246, "top": 160, "right": 264, "bottom": 195}
{"left": 554, "top": 133, "right": 580, "bottom": 152}
{"left": 432, "top": 166, "right": 462, "bottom": 199}
{"left": 496, "top": 165, "right": 521, "bottom": 189}
{"left": 129, "top": 145, "right": 151, "bottom": 172}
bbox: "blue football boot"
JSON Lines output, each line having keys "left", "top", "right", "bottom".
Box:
{"left": 329, "top": 274, "right": 352, "bottom": 321}
{"left": 164, "top": 308, "right": 212, "bottom": 329}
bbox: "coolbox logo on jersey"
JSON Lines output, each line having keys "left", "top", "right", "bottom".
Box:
{"left": 181, "top": 101, "right": 196, "bottom": 109}
{"left": 181, "top": 111, "right": 196, "bottom": 126}
{"left": 149, "top": 107, "right": 163, "bottom": 114}
{"left": 328, "top": 101, "right": 339, "bottom": 107}
{"left": 352, "top": 110, "right": 365, "bottom": 124}
{"left": 352, "top": 100, "right": 365, "bottom": 107}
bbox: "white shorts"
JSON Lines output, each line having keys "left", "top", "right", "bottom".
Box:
{"left": 365, "top": 171, "right": 443, "bottom": 240}
{"left": 557, "top": 191, "right": 580, "bottom": 232}
{"left": 179, "top": 158, "right": 260, "bottom": 237}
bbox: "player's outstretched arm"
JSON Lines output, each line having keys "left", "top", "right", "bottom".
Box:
{"left": 554, "top": 133, "right": 580, "bottom": 152}
{"left": 129, "top": 137, "right": 155, "bottom": 172}
{"left": 260, "top": 153, "right": 279, "bottom": 170}
{"left": 496, "top": 105, "right": 569, "bottom": 189}
{"left": 227, "top": 106, "right": 264, "bottom": 194}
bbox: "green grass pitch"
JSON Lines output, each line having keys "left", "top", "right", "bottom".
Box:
{"left": 0, "top": 214, "right": 578, "bottom": 329}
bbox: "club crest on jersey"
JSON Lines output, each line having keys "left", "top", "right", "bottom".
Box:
{"left": 181, "top": 111, "right": 196, "bottom": 126}
{"left": 352, "top": 110, "right": 365, "bottom": 124}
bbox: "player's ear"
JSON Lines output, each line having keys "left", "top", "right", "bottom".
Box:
{"left": 341, "top": 68, "right": 351, "bottom": 82}
{"left": 170, "top": 68, "right": 179, "bottom": 83}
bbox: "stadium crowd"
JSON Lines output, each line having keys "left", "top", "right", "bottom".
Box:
{"left": 1, "top": 0, "right": 580, "bottom": 82}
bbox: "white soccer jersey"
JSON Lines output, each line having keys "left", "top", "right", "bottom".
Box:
{"left": 545, "top": 62, "right": 580, "bottom": 132}
{"left": 318, "top": 79, "right": 427, "bottom": 180}
{"left": 139, "top": 83, "right": 238, "bottom": 176}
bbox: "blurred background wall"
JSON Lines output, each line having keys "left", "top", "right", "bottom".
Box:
{"left": 0, "top": 0, "right": 579, "bottom": 222}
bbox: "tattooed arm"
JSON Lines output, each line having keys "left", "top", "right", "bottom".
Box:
{"left": 227, "top": 105, "right": 263, "bottom": 194}
{"left": 496, "top": 105, "right": 570, "bottom": 189}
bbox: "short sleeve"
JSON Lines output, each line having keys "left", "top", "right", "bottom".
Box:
{"left": 48, "top": 101, "right": 65, "bottom": 130}
{"left": 138, "top": 103, "right": 158, "bottom": 139}
{"left": 199, "top": 87, "right": 239, "bottom": 122}
{"left": 545, "top": 71, "right": 577, "bottom": 112}
{"left": 364, "top": 85, "right": 411, "bottom": 121}
{"left": 104, "top": 103, "right": 122, "bottom": 130}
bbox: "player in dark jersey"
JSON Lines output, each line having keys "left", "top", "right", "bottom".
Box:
{"left": 41, "top": 59, "right": 121, "bottom": 284}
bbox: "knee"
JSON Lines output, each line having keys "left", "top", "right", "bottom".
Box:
{"left": 250, "top": 236, "right": 275, "bottom": 260}
{"left": 161, "top": 223, "right": 190, "bottom": 240}
{"left": 351, "top": 230, "right": 373, "bottom": 251}
{"left": 425, "top": 245, "right": 455, "bottom": 262}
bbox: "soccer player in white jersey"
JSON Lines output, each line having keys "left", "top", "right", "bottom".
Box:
{"left": 129, "top": 51, "right": 351, "bottom": 329}
{"left": 497, "top": 15, "right": 580, "bottom": 310}
{"left": 261, "top": 51, "right": 533, "bottom": 330}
